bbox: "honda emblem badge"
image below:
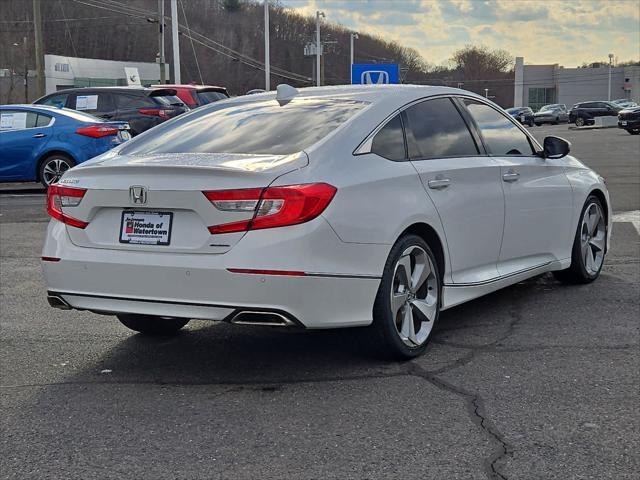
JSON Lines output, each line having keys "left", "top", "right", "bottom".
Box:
{"left": 129, "top": 186, "right": 147, "bottom": 205}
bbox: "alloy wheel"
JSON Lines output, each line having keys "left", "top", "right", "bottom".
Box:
{"left": 390, "top": 245, "right": 438, "bottom": 347}
{"left": 42, "top": 158, "right": 72, "bottom": 186}
{"left": 580, "top": 202, "right": 606, "bottom": 275}
{"left": 575, "top": 117, "right": 585, "bottom": 127}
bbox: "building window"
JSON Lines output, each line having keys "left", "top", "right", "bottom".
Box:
{"left": 54, "top": 63, "right": 70, "bottom": 72}
{"left": 528, "top": 88, "right": 556, "bottom": 111}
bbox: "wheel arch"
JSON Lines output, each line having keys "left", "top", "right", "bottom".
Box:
{"left": 588, "top": 188, "right": 609, "bottom": 224}
{"left": 36, "top": 150, "right": 77, "bottom": 182}
{"left": 399, "top": 222, "right": 447, "bottom": 281}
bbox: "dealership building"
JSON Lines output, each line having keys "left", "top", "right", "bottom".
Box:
{"left": 44, "top": 54, "right": 168, "bottom": 95}
{"left": 514, "top": 57, "right": 640, "bottom": 110}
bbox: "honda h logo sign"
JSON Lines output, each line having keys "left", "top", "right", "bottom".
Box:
{"left": 129, "top": 186, "right": 147, "bottom": 205}
{"left": 351, "top": 63, "right": 399, "bottom": 85}
{"left": 361, "top": 70, "right": 390, "bottom": 85}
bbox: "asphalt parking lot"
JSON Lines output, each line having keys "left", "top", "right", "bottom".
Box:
{"left": 1, "top": 125, "right": 638, "bottom": 479}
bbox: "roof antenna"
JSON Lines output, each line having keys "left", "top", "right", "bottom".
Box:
{"left": 276, "top": 84, "right": 298, "bottom": 104}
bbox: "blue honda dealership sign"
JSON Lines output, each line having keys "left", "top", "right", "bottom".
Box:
{"left": 351, "top": 63, "right": 399, "bottom": 85}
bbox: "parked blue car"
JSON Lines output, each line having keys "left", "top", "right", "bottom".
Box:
{"left": 0, "top": 104, "right": 130, "bottom": 187}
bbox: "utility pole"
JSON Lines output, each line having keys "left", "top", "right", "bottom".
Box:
{"left": 315, "top": 11, "right": 324, "bottom": 87}
{"left": 33, "top": 0, "right": 44, "bottom": 97}
{"left": 350, "top": 32, "right": 358, "bottom": 82}
{"left": 264, "top": 1, "right": 270, "bottom": 91}
{"left": 158, "top": 0, "right": 166, "bottom": 83}
{"left": 23, "top": 36, "right": 28, "bottom": 102}
{"left": 171, "top": 0, "right": 181, "bottom": 84}
{"left": 608, "top": 53, "right": 614, "bottom": 101}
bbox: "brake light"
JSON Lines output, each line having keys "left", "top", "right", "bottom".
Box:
{"left": 203, "top": 183, "right": 337, "bottom": 234}
{"left": 75, "top": 125, "right": 119, "bottom": 138}
{"left": 138, "top": 108, "right": 169, "bottom": 118}
{"left": 46, "top": 185, "right": 88, "bottom": 229}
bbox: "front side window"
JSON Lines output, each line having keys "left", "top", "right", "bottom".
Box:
{"left": 1, "top": 110, "right": 38, "bottom": 130}
{"left": 403, "top": 97, "right": 479, "bottom": 159}
{"left": 40, "top": 93, "right": 69, "bottom": 108}
{"left": 120, "top": 98, "right": 368, "bottom": 156}
{"left": 371, "top": 114, "right": 405, "bottom": 161}
{"left": 463, "top": 100, "right": 534, "bottom": 156}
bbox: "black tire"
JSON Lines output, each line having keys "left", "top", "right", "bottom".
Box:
{"left": 370, "top": 234, "right": 441, "bottom": 360}
{"left": 575, "top": 117, "right": 585, "bottom": 127}
{"left": 553, "top": 195, "right": 606, "bottom": 284}
{"left": 627, "top": 129, "right": 639, "bottom": 135}
{"left": 528, "top": 119, "right": 534, "bottom": 127}
{"left": 39, "top": 154, "right": 75, "bottom": 187}
{"left": 117, "top": 314, "right": 189, "bottom": 335}
{"left": 534, "top": 122, "right": 541, "bottom": 127}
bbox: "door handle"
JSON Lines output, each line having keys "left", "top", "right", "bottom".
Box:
{"left": 32, "top": 133, "right": 47, "bottom": 138}
{"left": 502, "top": 171, "right": 520, "bottom": 183}
{"left": 427, "top": 178, "right": 451, "bottom": 190}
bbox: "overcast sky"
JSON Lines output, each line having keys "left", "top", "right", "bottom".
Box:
{"left": 283, "top": 0, "right": 640, "bottom": 67}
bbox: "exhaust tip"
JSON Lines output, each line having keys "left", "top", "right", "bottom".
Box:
{"left": 47, "top": 294, "right": 72, "bottom": 310}
{"left": 230, "top": 311, "right": 295, "bottom": 327}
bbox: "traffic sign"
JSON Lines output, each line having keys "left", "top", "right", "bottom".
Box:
{"left": 351, "top": 63, "right": 399, "bottom": 85}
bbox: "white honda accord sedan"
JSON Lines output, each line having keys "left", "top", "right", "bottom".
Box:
{"left": 42, "top": 84, "right": 611, "bottom": 358}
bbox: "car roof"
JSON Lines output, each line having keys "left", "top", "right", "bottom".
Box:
{"left": 153, "top": 84, "right": 227, "bottom": 92}
{"left": 223, "top": 84, "right": 486, "bottom": 111}
{"left": 1, "top": 104, "right": 65, "bottom": 112}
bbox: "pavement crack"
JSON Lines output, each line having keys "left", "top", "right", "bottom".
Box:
{"left": 406, "top": 362, "right": 510, "bottom": 480}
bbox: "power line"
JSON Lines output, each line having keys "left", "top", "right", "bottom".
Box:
{"left": 58, "top": 0, "right": 78, "bottom": 58}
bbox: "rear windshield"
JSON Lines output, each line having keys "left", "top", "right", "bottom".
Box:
{"left": 197, "top": 91, "right": 228, "bottom": 104}
{"left": 152, "top": 95, "right": 185, "bottom": 106}
{"left": 120, "top": 98, "right": 368, "bottom": 156}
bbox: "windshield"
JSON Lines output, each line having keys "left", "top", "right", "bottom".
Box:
{"left": 153, "top": 95, "right": 185, "bottom": 106}
{"left": 506, "top": 108, "right": 520, "bottom": 114}
{"left": 197, "top": 91, "right": 229, "bottom": 104}
{"left": 120, "top": 98, "right": 368, "bottom": 156}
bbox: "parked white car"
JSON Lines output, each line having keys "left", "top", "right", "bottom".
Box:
{"left": 42, "top": 84, "right": 611, "bottom": 358}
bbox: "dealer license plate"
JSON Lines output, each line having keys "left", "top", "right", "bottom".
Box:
{"left": 621, "top": 121, "right": 627, "bottom": 126}
{"left": 119, "top": 211, "right": 173, "bottom": 245}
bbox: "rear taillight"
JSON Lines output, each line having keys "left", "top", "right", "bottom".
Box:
{"left": 138, "top": 108, "right": 170, "bottom": 119}
{"left": 203, "top": 183, "right": 337, "bottom": 234}
{"left": 75, "top": 125, "right": 119, "bottom": 138}
{"left": 46, "top": 185, "right": 88, "bottom": 229}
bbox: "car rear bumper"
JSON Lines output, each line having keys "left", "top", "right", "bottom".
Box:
{"left": 41, "top": 219, "right": 386, "bottom": 329}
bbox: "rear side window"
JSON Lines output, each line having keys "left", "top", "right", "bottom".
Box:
{"left": 114, "top": 93, "right": 149, "bottom": 110}
{"left": 39, "top": 93, "right": 69, "bottom": 108}
{"left": 463, "top": 100, "right": 534, "bottom": 156}
{"left": 120, "top": 98, "right": 368, "bottom": 156}
{"left": 371, "top": 114, "right": 405, "bottom": 161}
{"left": 72, "top": 92, "right": 114, "bottom": 114}
{"left": 403, "top": 97, "right": 479, "bottom": 159}
{"left": 36, "top": 114, "right": 53, "bottom": 127}
{"left": 153, "top": 95, "right": 184, "bottom": 106}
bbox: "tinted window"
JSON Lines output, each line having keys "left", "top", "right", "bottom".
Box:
{"left": 581, "top": 102, "right": 597, "bottom": 109}
{"left": 403, "top": 98, "right": 478, "bottom": 159}
{"left": 371, "top": 114, "right": 405, "bottom": 161}
{"left": 197, "top": 91, "right": 228, "bottom": 104}
{"left": 152, "top": 95, "right": 184, "bottom": 106}
{"left": 72, "top": 92, "right": 114, "bottom": 114}
{"left": 36, "top": 114, "right": 53, "bottom": 127}
{"left": 464, "top": 100, "right": 534, "bottom": 156}
{"left": 120, "top": 98, "right": 367, "bottom": 156}
{"left": 114, "top": 93, "right": 148, "bottom": 110}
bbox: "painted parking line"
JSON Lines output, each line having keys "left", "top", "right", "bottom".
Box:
{"left": 613, "top": 210, "right": 640, "bottom": 235}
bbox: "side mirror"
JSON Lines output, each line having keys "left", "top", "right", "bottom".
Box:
{"left": 541, "top": 136, "right": 571, "bottom": 159}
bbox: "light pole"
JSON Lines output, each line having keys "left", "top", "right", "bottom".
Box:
{"left": 608, "top": 53, "right": 614, "bottom": 101}
{"left": 350, "top": 32, "right": 358, "bottom": 76}
{"left": 264, "top": 1, "right": 270, "bottom": 91}
{"left": 170, "top": 0, "right": 180, "bottom": 84}
{"left": 316, "top": 11, "right": 325, "bottom": 87}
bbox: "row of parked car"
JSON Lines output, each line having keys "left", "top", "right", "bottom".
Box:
{"left": 507, "top": 98, "right": 639, "bottom": 130}
{"left": 1, "top": 84, "right": 229, "bottom": 187}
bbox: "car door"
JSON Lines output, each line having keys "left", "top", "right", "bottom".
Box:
{"left": 460, "top": 99, "right": 574, "bottom": 276}
{"left": 404, "top": 97, "right": 505, "bottom": 284}
{"left": 0, "top": 109, "right": 53, "bottom": 181}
